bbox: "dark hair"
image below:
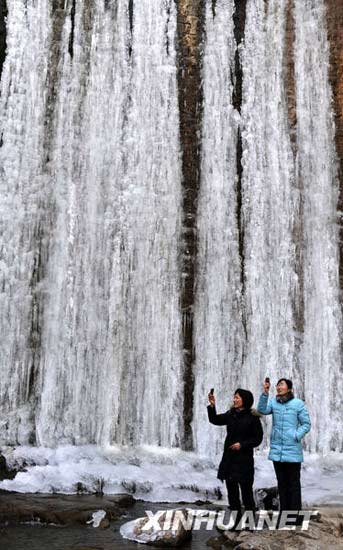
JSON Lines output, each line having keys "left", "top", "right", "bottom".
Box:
{"left": 277, "top": 378, "right": 293, "bottom": 390}
{"left": 234, "top": 388, "right": 254, "bottom": 409}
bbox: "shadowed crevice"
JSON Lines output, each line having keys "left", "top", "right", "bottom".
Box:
{"left": 232, "top": 0, "right": 247, "bottom": 313}
{"left": 25, "top": 223, "right": 48, "bottom": 447}
{"left": 129, "top": 0, "right": 134, "bottom": 33}
{"left": 165, "top": 1, "right": 171, "bottom": 56}
{"left": 176, "top": 0, "right": 205, "bottom": 451}
{"left": 325, "top": 0, "right": 343, "bottom": 301}
{"left": 285, "top": 0, "right": 297, "bottom": 148}
{"left": 0, "top": 0, "right": 7, "bottom": 80}
{"left": 68, "top": 0, "right": 76, "bottom": 58}
{"left": 236, "top": 128, "right": 245, "bottom": 289}
{"left": 27, "top": 227, "right": 44, "bottom": 402}
{"left": 285, "top": 0, "right": 304, "bottom": 380}
{"left": 232, "top": 0, "right": 246, "bottom": 112}
{"left": 44, "top": 1, "right": 67, "bottom": 159}
{"left": 128, "top": 0, "right": 134, "bottom": 56}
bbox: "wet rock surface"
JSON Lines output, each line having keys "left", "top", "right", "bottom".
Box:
{"left": 206, "top": 508, "right": 343, "bottom": 549}
{"left": 254, "top": 487, "right": 279, "bottom": 511}
{"left": 0, "top": 452, "right": 17, "bottom": 481}
{"left": 0, "top": 0, "right": 6, "bottom": 79}
{"left": 326, "top": 0, "right": 343, "bottom": 161}
{"left": 0, "top": 499, "right": 342, "bottom": 550}
{"left": 0, "top": 492, "right": 135, "bottom": 526}
{"left": 325, "top": 0, "right": 343, "bottom": 290}
{"left": 121, "top": 508, "right": 192, "bottom": 547}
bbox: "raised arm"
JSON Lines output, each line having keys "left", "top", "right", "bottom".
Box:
{"left": 207, "top": 405, "right": 229, "bottom": 426}
{"left": 257, "top": 392, "right": 273, "bottom": 415}
{"left": 295, "top": 402, "right": 311, "bottom": 441}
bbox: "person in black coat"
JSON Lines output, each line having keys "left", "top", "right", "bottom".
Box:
{"left": 208, "top": 388, "right": 263, "bottom": 523}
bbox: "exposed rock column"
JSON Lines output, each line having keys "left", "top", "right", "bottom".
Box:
{"left": 285, "top": 0, "right": 305, "bottom": 344}
{"left": 176, "top": 0, "right": 205, "bottom": 450}
{"left": 233, "top": 0, "right": 247, "bottom": 307}
{"left": 285, "top": 0, "right": 297, "bottom": 143}
{"left": 24, "top": 2, "right": 68, "bottom": 411}
{"left": 0, "top": 0, "right": 7, "bottom": 80}
{"left": 325, "top": 0, "right": 343, "bottom": 291}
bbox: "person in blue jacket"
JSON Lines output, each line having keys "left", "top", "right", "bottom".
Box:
{"left": 257, "top": 378, "right": 311, "bottom": 515}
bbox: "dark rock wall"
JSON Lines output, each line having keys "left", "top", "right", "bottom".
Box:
{"left": 233, "top": 0, "right": 247, "bottom": 311}
{"left": 325, "top": 0, "right": 343, "bottom": 291}
{"left": 176, "top": 0, "right": 205, "bottom": 450}
{"left": 0, "top": 0, "right": 7, "bottom": 80}
{"left": 285, "top": 0, "right": 305, "bottom": 347}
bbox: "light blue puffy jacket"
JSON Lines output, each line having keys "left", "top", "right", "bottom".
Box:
{"left": 257, "top": 393, "right": 311, "bottom": 462}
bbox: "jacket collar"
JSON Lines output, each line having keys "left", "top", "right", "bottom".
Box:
{"left": 276, "top": 391, "right": 294, "bottom": 404}
{"left": 230, "top": 407, "right": 250, "bottom": 415}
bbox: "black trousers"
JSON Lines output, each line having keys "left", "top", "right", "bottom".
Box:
{"left": 273, "top": 461, "right": 302, "bottom": 511}
{"left": 225, "top": 479, "right": 256, "bottom": 513}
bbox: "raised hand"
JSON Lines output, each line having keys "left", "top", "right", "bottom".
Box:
{"left": 208, "top": 391, "right": 215, "bottom": 407}
{"left": 263, "top": 377, "right": 270, "bottom": 394}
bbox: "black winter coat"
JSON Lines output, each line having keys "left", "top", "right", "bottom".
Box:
{"left": 207, "top": 405, "right": 263, "bottom": 483}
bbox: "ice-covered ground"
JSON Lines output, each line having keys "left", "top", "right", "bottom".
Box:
{"left": 0, "top": 445, "right": 342, "bottom": 506}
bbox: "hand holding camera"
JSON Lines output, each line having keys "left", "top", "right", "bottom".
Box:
{"left": 263, "top": 377, "right": 270, "bottom": 394}
{"left": 208, "top": 388, "right": 215, "bottom": 407}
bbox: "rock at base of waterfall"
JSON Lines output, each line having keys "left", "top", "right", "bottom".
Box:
{"left": 254, "top": 487, "right": 279, "bottom": 511}
{"left": 0, "top": 493, "right": 135, "bottom": 525}
{"left": 205, "top": 508, "right": 343, "bottom": 549}
{"left": 120, "top": 509, "right": 192, "bottom": 547}
{"left": 0, "top": 452, "right": 16, "bottom": 481}
{"left": 86, "top": 509, "right": 108, "bottom": 528}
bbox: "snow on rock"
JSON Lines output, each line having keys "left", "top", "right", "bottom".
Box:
{"left": 86, "top": 509, "right": 107, "bottom": 528}
{"left": 0, "top": 444, "right": 342, "bottom": 505}
{"left": 120, "top": 509, "right": 192, "bottom": 547}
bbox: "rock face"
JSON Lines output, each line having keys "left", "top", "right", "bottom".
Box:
{"left": 285, "top": 0, "right": 297, "bottom": 144}
{"left": 254, "top": 487, "right": 279, "bottom": 511}
{"left": 326, "top": 0, "right": 343, "bottom": 161}
{"left": 176, "top": 0, "right": 205, "bottom": 451}
{"left": 206, "top": 508, "right": 343, "bottom": 550}
{"left": 0, "top": 453, "right": 8, "bottom": 480}
{"left": 0, "top": 493, "right": 135, "bottom": 525}
{"left": 0, "top": 453, "right": 16, "bottom": 481}
{"left": 0, "top": 0, "right": 6, "bottom": 79}
{"left": 325, "top": 0, "right": 343, "bottom": 289}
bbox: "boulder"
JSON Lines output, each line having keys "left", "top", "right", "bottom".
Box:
{"left": 205, "top": 535, "right": 228, "bottom": 548}
{"left": 0, "top": 452, "right": 17, "bottom": 481}
{"left": 0, "top": 493, "right": 135, "bottom": 525}
{"left": 120, "top": 508, "right": 192, "bottom": 547}
{"left": 99, "top": 517, "right": 110, "bottom": 529}
{"left": 254, "top": 487, "right": 279, "bottom": 510}
{"left": 216, "top": 509, "right": 343, "bottom": 550}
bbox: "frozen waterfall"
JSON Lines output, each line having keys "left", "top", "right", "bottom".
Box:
{"left": 0, "top": 0, "right": 342, "bottom": 460}
{"left": 0, "top": 0, "right": 183, "bottom": 448}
